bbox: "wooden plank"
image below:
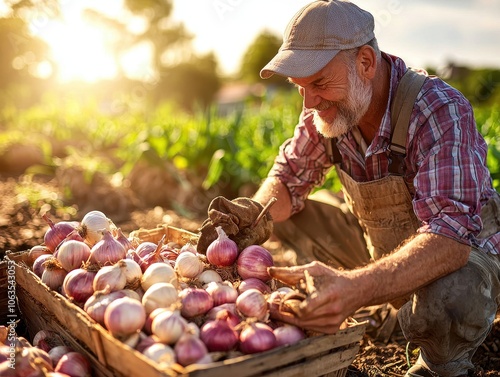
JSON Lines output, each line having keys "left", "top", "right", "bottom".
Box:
{"left": 183, "top": 326, "right": 365, "bottom": 377}
{"left": 9, "top": 254, "right": 106, "bottom": 364}
{"left": 16, "top": 285, "right": 119, "bottom": 377}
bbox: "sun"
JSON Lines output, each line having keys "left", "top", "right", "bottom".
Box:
{"left": 32, "top": 4, "right": 120, "bottom": 83}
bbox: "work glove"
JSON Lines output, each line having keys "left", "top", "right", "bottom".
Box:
{"left": 196, "top": 196, "right": 274, "bottom": 254}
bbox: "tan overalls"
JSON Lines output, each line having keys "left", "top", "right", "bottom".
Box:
{"left": 274, "top": 167, "right": 500, "bottom": 376}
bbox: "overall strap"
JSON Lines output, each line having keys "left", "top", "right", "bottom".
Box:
{"left": 387, "top": 68, "right": 426, "bottom": 175}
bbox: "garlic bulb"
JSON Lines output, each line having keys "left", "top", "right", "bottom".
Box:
{"left": 80, "top": 210, "right": 115, "bottom": 246}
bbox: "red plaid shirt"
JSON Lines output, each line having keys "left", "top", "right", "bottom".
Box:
{"left": 269, "top": 53, "right": 499, "bottom": 254}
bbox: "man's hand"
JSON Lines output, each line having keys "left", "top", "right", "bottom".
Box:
{"left": 268, "top": 262, "right": 356, "bottom": 334}
{"left": 196, "top": 196, "right": 274, "bottom": 254}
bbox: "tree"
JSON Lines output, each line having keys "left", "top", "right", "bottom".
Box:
{"left": 157, "top": 52, "right": 221, "bottom": 111}
{"left": 239, "top": 30, "right": 288, "bottom": 87}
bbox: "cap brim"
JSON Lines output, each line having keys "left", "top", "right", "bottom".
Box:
{"left": 260, "top": 49, "right": 340, "bottom": 79}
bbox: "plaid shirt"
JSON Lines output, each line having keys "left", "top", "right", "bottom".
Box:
{"left": 269, "top": 53, "right": 499, "bottom": 254}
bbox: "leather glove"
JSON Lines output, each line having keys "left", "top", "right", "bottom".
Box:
{"left": 196, "top": 196, "right": 274, "bottom": 254}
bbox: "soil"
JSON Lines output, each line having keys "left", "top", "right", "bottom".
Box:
{"left": 0, "top": 175, "right": 499, "bottom": 377}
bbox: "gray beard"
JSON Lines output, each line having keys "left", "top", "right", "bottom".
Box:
{"left": 313, "top": 66, "right": 373, "bottom": 139}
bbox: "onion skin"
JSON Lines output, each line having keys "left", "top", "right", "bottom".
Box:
{"left": 174, "top": 330, "right": 208, "bottom": 367}
{"left": 43, "top": 214, "right": 78, "bottom": 253}
{"left": 151, "top": 310, "right": 188, "bottom": 344}
{"left": 49, "top": 346, "right": 74, "bottom": 367}
{"left": 206, "top": 227, "right": 239, "bottom": 267}
{"left": 93, "top": 263, "right": 127, "bottom": 292}
{"left": 42, "top": 261, "right": 68, "bottom": 291}
{"left": 206, "top": 304, "right": 242, "bottom": 328}
{"left": 141, "top": 282, "right": 179, "bottom": 315}
{"left": 104, "top": 297, "right": 146, "bottom": 337}
{"left": 63, "top": 268, "right": 96, "bottom": 304}
{"left": 179, "top": 288, "right": 214, "bottom": 318}
{"left": 200, "top": 311, "right": 239, "bottom": 352}
{"left": 84, "top": 290, "right": 129, "bottom": 325}
{"left": 33, "top": 254, "right": 54, "bottom": 278}
{"left": 55, "top": 352, "right": 91, "bottom": 377}
{"left": 236, "top": 288, "right": 269, "bottom": 321}
{"left": 28, "top": 245, "right": 52, "bottom": 265}
{"left": 56, "top": 240, "right": 91, "bottom": 272}
{"left": 80, "top": 210, "right": 113, "bottom": 246}
{"left": 273, "top": 324, "right": 306, "bottom": 347}
{"left": 238, "top": 278, "right": 272, "bottom": 295}
{"left": 239, "top": 322, "right": 277, "bottom": 354}
{"left": 237, "top": 245, "right": 274, "bottom": 282}
{"left": 89, "top": 230, "right": 126, "bottom": 267}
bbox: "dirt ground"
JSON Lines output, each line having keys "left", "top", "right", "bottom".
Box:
{"left": 0, "top": 175, "right": 499, "bottom": 377}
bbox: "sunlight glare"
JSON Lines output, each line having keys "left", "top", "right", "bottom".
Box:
{"left": 42, "top": 20, "right": 117, "bottom": 82}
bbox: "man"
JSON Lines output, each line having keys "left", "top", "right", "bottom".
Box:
{"left": 251, "top": 1, "right": 500, "bottom": 377}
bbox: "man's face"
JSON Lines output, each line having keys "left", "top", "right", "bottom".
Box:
{"left": 290, "top": 53, "right": 373, "bottom": 138}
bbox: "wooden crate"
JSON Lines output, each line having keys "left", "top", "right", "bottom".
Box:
{"left": 7, "top": 225, "right": 367, "bottom": 377}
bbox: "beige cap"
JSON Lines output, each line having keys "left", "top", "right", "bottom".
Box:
{"left": 260, "top": 0, "right": 375, "bottom": 79}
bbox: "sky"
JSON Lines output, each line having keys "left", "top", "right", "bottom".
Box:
{"left": 5, "top": 0, "right": 500, "bottom": 82}
{"left": 171, "top": 0, "right": 500, "bottom": 75}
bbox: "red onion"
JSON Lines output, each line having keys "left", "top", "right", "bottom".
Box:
{"left": 206, "top": 304, "right": 242, "bottom": 328}
{"left": 174, "top": 328, "right": 208, "bottom": 367}
{"left": 159, "top": 244, "right": 180, "bottom": 262}
{"left": 28, "top": 245, "right": 52, "bottom": 265}
{"left": 42, "top": 259, "right": 68, "bottom": 291}
{"left": 115, "top": 228, "right": 134, "bottom": 251}
{"left": 55, "top": 352, "right": 91, "bottom": 377}
{"left": 57, "top": 240, "right": 91, "bottom": 272}
{"left": 62, "top": 268, "right": 97, "bottom": 304}
{"left": 10, "top": 346, "right": 54, "bottom": 376}
{"left": 104, "top": 297, "right": 146, "bottom": 337}
{"left": 132, "top": 242, "right": 164, "bottom": 272}
{"left": 206, "top": 226, "right": 239, "bottom": 266}
{"left": 93, "top": 262, "right": 127, "bottom": 292}
{"left": 239, "top": 321, "right": 277, "bottom": 354}
{"left": 179, "top": 287, "right": 214, "bottom": 318}
{"left": 135, "top": 242, "right": 158, "bottom": 258}
{"left": 200, "top": 310, "right": 239, "bottom": 352}
{"left": 238, "top": 278, "right": 272, "bottom": 295}
{"left": 151, "top": 310, "right": 188, "bottom": 344}
{"left": 48, "top": 345, "right": 74, "bottom": 367}
{"left": 273, "top": 324, "right": 306, "bottom": 347}
{"left": 237, "top": 245, "right": 274, "bottom": 282}
{"left": 135, "top": 335, "right": 159, "bottom": 353}
{"left": 205, "top": 281, "right": 238, "bottom": 306}
{"left": 43, "top": 214, "right": 78, "bottom": 252}
{"left": 236, "top": 288, "right": 269, "bottom": 321}
{"left": 33, "top": 330, "right": 64, "bottom": 352}
{"left": 33, "top": 254, "right": 54, "bottom": 278}
{"left": 89, "top": 230, "right": 126, "bottom": 267}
